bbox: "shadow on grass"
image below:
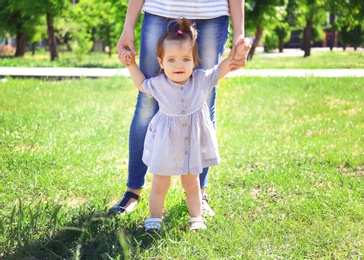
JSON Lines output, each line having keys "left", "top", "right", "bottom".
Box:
{"left": 4, "top": 199, "right": 190, "bottom": 259}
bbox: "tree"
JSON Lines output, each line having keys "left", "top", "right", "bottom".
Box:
{"left": 258, "top": 3, "right": 291, "bottom": 53}
{"left": 28, "top": 21, "right": 48, "bottom": 55}
{"left": 293, "top": 0, "right": 327, "bottom": 57}
{"left": 94, "top": 0, "right": 120, "bottom": 57}
{"left": 273, "top": 3, "right": 291, "bottom": 53}
{"left": 65, "top": 0, "right": 97, "bottom": 59}
{"left": 65, "top": 0, "right": 131, "bottom": 60}
{"left": 0, "top": 0, "right": 40, "bottom": 57}
{"left": 279, "top": 0, "right": 304, "bottom": 50}
{"left": 324, "top": 0, "right": 348, "bottom": 50}
{"left": 0, "top": 0, "right": 69, "bottom": 60}
{"left": 245, "top": 0, "right": 288, "bottom": 60}
{"left": 274, "top": 24, "right": 291, "bottom": 52}
{"left": 34, "top": 0, "right": 69, "bottom": 61}
{"left": 339, "top": 24, "right": 364, "bottom": 50}
{"left": 92, "top": 0, "right": 138, "bottom": 56}
{"left": 334, "top": 0, "right": 364, "bottom": 50}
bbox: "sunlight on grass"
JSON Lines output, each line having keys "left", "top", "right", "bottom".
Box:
{"left": 247, "top": 48, "right": 364, "bottom": 69}
{"left": 0, "top": 50, "right": 123, "bottom": 68}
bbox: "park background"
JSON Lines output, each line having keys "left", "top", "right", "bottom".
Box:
{"left": 1, "top": 0, "right": 364, "bottom": 60}
{"left": 1, "top": 0, "right": 364, "bottom": 259}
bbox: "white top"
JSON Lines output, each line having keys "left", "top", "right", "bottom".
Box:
{"left": 141, "top": 66, "right": 221, "bottom": 175}
{"left": 142, "top": 0, "right": 230, "bottom": 19}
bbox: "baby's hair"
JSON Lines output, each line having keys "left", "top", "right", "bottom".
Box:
{"left": 156, "top": 18, "right": 199, "bottom": 68}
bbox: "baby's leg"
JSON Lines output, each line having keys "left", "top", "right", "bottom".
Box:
{"left": 181, "top": 173, "right": 202, "bottom": 217}
{"left": 234, "top": 38, "right": 251, "bottom": 61}
{"left": 149, "top": 175, "right": 171, "bottom": 218}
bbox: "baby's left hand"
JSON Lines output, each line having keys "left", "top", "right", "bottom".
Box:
{"left": 229, "top": 37, "right": 251, "bottom": 71}
{"left": 235, "top": 38, "right": 251, "bottom": 59}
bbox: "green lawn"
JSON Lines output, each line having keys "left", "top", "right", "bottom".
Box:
{"left": 1, "top": 76, "right": 363, "bottom": 259}
{"left": 1, "top": 47, "right": 364, "bottom": 69}
{"left": 249, "top": 49, "right": 364, "bottom": 69}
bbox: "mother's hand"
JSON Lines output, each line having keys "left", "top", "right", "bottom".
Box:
{"left": 228, "top": 34, "right": 250, "bottom": 71}
{"left": 117, "top": 28, "right": 137, "bottom": 66}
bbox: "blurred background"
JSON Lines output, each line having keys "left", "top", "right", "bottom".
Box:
{"left": 0, "top": 0, "right": 363, "bottom": 62}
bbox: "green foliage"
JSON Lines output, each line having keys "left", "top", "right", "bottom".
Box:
{"left": 35, "top": 0, "right": 70, "bottom": 19}
{"left": 0, "top": 0, "right": 42, "bottom": 35}
{"left": 263, "top": 31, "right": 279, "bottom": 52}
{"left": 339, "top": 24, "right": 364, "bottom": 48}
{"left": 311, "top": 24, "right": 326, "bottom": 43}
{"left": 0, "top": 0, "right": 134, "bottom": 58}
{"left": 268, "top": 3, "right": 292, "bottom": 51}
{"left": 63, "top": 0, "right": 132, "bottom": 57}
{"left": 245, "top": 0, "right": 289, "bottom": 33}
{"left": 285, "top": 0, "right": 305, "bottom": 28}
{"left": 70, "top": 29, "right": 94, "bottom": 61}
{"left": 28, "top": 23, "right": 48, "bottom": 45}
{"left": 1, "top": 0, "right": 363, "bottom": 58}
{"left": 332, "top": 0, "right": 364, "bottom": 31}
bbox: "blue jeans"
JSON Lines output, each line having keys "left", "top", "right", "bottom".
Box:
{"left": 127, "top": 13, "right": 229, "bottom": 189}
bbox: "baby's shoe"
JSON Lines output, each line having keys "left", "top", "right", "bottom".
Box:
{"left": 201, "top": 194, "right": 215, "bottom": 217}
{"left": 189, "top": 216, "right": 207, "bottom": 231}
{"left": 145, "top": 217, "right": 162, "bottom": 234}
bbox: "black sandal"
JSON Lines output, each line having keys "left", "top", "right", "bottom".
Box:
{"left": 108, "top": 191, "right": 140, "bottom": 216}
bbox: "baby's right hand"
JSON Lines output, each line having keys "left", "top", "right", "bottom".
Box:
{"left": 119, "top": 47, "right": 136, "bottom": 67}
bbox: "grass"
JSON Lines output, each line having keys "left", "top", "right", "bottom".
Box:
{"left": 249, "top": 49, "right": 364, "bottom": 69}
{"left": 1, "top": 75, "right": 363, "bottom": 259}
{"left": 1, "top": 47, "right": 364, "bottom": 69}
{"left": 0, "top": 50, "right": 124, "bottom": 69}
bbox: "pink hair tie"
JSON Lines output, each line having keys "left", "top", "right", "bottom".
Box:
{"left": 177, "top": 30, "right": 183, "bottom": 35}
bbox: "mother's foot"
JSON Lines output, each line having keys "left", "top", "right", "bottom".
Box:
{"left": 108, "top": 189, "right": 141, "bottom": 216}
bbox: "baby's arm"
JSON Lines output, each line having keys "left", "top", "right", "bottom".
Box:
{"left": 123, "top": 49, "right": 146, "bottom": 92}
{"left": 218, "top": 38, "right": 251, "bottom": 79}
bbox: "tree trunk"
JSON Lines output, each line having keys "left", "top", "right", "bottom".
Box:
{"left": 14, "top": 32, "right": 27, "bottom": 57}
{"left": 106, "top": 24, "right": 112, "bottom": 57}
{"left": 46, "top": 12, "right": 58, "bottom": 61}
{"left": 303, "top": 19, "right": 312, "bottom": 57}
{"left": 248, "top": 24, "right": 263, "bottom": 60}
{"left": 32, "top": 42, "right": 36, "bottom": 55}
{"left": 63, "top": 31, "right": 72, "bottom": 51}
{"left": 329, "top": 12, "right": 335, "bottom": 51}
{"left": 278, "top": 36, "right": 284, "bottom": 53}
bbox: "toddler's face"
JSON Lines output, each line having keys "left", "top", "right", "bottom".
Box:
{"left": 157, "top": 40, "right": 194, "bottom": 84}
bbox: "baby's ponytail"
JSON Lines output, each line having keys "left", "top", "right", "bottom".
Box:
{"left": 175, "top": 18, "right": 198, "bottom": 43}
